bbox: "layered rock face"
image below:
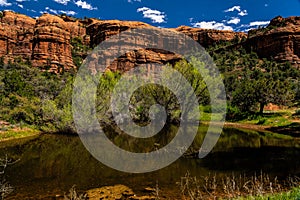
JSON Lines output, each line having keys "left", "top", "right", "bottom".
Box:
{"left": 86, "top": 20, "right": 151, "bottom": 47}
{"left": 0, "top": 11, "right": 89, "bottom": 72}
{"left": 0, "top": 11, "right": 35, "bottom": 61}
{"left": 174, "top": 26, "right": 246, "bottom": 48}
{"left": 107, "top": 49, "right": 182, "bottom": 72}
{"left": 31, "top": 14, "right": 91, "bottom": 71}
{"left": 245, "top": 16, "right": 300, "bottom": 68}
{"left": 86, "top": 20, "right": 246, "bottom": 72}
{"left": 32, "top": 14, "right": 73, "bottom": 71}
{"left": 0, "top": 11, "right": 299, "bottom": 72}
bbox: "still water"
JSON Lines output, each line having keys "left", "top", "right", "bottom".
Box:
{"left": 1, "top": 125, "right": 299, "bottom": 199}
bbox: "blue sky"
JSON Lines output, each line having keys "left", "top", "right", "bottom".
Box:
{"left": 0, "top": 0, "right": 299, "bottom": 32}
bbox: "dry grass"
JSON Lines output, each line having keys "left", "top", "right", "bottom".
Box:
{"left": 178, "top": 171, "right": 300, "bottom": 200}
{"left": 64, "top": 185, "right": 87, "bottom": 200}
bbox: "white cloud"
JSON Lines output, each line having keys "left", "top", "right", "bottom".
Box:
{"left": 60, "top": 10, "right": 77, "bottom": 15}
{"left": 44, "top": 7, "right": 77, "bottom": 15}
{"left": 45, "top": 7, "right": 58, "bottom": 14}
{"left": 238, "top": 10, "right": 248, "bottom": 16}
{"left": 192, "top": 21, "right": 233, "bottom": 31}
{"left": 0, "top": 0, "right": 12, "bottom": 6}
{"left": 249, "top": 21, "right": 270, "bottom": 26}
{"left": 54, "top": 0, "right": 70, "bottom": 5}
{"left": 74, "top": 0, "right": 97, "bottom": 10}
{"left": 227, "top": 17, "right": 240, "bottom": 25}
{"left": 225, "top": 5, "right": 241, "bottom": 12}
{"left": 17, "top": 3, "right": 23, "bottom": 8}
{"left": 224, "top": 5, "right": 248, "bottom": 16}
{"left": 128, "top": 0, "right": 141, "bottom": 2}
{"left": 236, "top": 21, "right": 270, "bottom": 32}
{"left": 16, "top": 0, "right": 27, "bottom": 2}
{"left": 27, "top": 8, "right": 36, "bottom": 13}
{"left": 137, "top": 7, "right": 166, "bottom": 23}
{"left": 244, "top": 28, "right": 254, "bottom": 32}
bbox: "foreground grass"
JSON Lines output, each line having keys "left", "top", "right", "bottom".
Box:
{"left": 179, "top": 171, "right": 300, "bottom": 200}
{"left": 237, "top": 108, "right": 299, "bottom": 127}
{"left": 0, "top": 127, "right": 40, "bottom": 141}
{"left": 236, "top": 187, "right": 300, "bottom": 200}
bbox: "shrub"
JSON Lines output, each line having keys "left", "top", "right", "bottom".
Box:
{"left": 226, "top": 105, "right": 246, "bottom": 121}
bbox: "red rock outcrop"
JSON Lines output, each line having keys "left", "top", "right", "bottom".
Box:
{"left": 32, "top": 14, "right": 92, "bottom": 71}
{"left": 32, "top": 14, "right": 73, "bottom": 71}
{"left": 173, "top": 26, "right": 246, "bottom": 48}
{"left": 106, "top": 49, "right": 182, "bottom": 72}
{"left": 85, "top": 20, "right": 246, "bottom": 72}
{"left": 0, "top": 11, "right": 35, "bottom": 61}
{"left": 85, "top": 20, "right": 183, "bottom": 72}
{"left": 0, "top": 11, "right": 90, "bottom": 72}
{"left": 86, "top": 20, "right": 151, "bottom": 47}
{"left": 245, "top": 16, "right": 300, "bottom": 68}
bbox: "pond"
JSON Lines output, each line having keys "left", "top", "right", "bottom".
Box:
{"left": 1, "top": 125, "right": 300, "bottom": 199}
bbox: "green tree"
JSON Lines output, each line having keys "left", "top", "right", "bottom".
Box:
{"left": 3, "top": 68, "right": 34, "bottom": 97}
{"left": 232, "top": 61, "right": 295, "bottom": 114}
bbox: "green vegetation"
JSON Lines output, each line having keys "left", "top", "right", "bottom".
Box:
{"left": 0, "top": 58, "right": 75, "bottom": 134}
{"left": 95, "top": 59, "right": 214, "bottom": 124}
{"left": 236, "top": 109, "right": 296, "bottom": 126}
{"left": 236, "top": 187, "right": 300, "bottom": 200}
{"left": 0, "top": 128, "right": 39, "bottom": 141}
{"left": 179, "top": 171, "right": 300, "bottom": 200}
{"left": 208, "top": 43, "right": 300, "bottom": 121}
{"left": 0, "top": 32, "right": 298, "bottom": 135}
{"left": 0, "top": 14, "right": 299, "bottom": 200}
{"left": 71, "top": 36, "right": 91, "bottom": 68}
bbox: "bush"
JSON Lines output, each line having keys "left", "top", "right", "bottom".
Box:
{"left": 0, "top": 95, "right": 41, "bottom": 124}
{"left": 200, "top": 105, "right": 211, "bottom": 113}
{"left": 257, "top": 117, "right": 266, "bottom": 125}
{"left": 226, "top": 105, "right": 244, "bottom": 121}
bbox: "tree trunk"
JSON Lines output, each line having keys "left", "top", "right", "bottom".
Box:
{"left": 259, "top": 102, "right": 265, "bottom": 114}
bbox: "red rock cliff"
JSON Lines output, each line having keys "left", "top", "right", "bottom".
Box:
{"left": 0, "top": 11, "right": 35, "bottom": 61}
{"left": 173, "top": 26, "right": 246, "bottom": 48}
{"left": 0, "top": 11, "right": 89, "bottom": 72}
{"left": 85, "top": 20, "right": 246, "bottom": 71}
{"left": 0, "top": 11, "right": 299, "bottom": 71}
{"left": 245, "top": 16, "right": 300, "bottom": 67}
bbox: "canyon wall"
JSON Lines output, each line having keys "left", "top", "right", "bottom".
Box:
{"left": 245, "top": 16, "right": 300, "bottom": 67}
{"left": 0, "top": 11, "right": 299, "bottom": 72}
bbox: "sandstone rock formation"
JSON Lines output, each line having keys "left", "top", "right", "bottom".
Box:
{"left": 173, "top": 26, "right": 247, "bottom": 48}
{"left": 0, "top": 11, "right": 299, "bottom": 72}
{"left": 86, "top": 20, "right": 151, "bottom": 47}
{"left": 32, "top": 14, "right": 73, "bottom": 71}
{"left": 0, "top": 11, "right": 35, "bottom": 61}
{"left": 245, "top": 16, "right": 300, "bottom": 68}
{"left": 85, "top": 20, "right": 246, "bottom": 72}
{"left": 0, "top": 11, "right": 89, "bottom": 72}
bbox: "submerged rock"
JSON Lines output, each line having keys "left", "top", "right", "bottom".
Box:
{"left": 86, "top": 184, "right": 156, "bottom": 200}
